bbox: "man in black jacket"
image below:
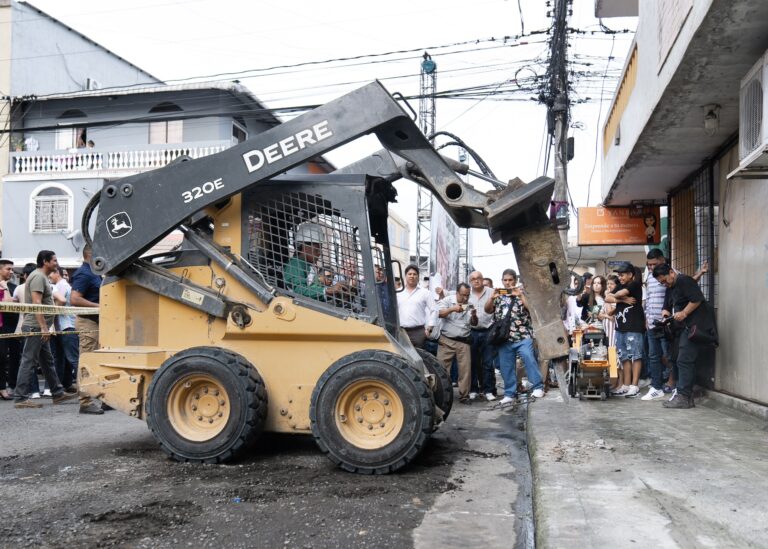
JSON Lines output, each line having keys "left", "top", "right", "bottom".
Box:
{"left": 653, "top": 263, "right": 714, "bottom": 409}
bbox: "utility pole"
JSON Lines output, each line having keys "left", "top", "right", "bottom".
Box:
{"left": 546, "top": 0, "right": 571, "bottom": 252}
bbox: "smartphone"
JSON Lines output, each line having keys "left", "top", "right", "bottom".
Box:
{"left": 497, "top": 288, "right": 510, "bottom": 295}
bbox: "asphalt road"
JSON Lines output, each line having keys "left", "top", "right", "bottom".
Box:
{"left": 0, "top": 392, "right": 534, "bottom": 548}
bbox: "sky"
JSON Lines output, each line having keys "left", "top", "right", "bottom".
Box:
{"left": 27, "top": 0, "right": 636, "bottom": 282}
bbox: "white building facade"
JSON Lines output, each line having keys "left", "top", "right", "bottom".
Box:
{"left": 599, "top": 0, "right": 768, "bottom": 405}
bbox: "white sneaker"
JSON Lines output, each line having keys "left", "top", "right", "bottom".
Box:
{"left": 669, "top": 388, "right": 677, "bottom": 401}
{"left": 42, "top": 389, "right": 53, "bottom": 398}
{"left": 469, "top": 392, "right": 478, "bottom": 400}
{"left": 30, "top": 392, "right": 41, "bottom": 399}
{"left": 531, "top": 388, "right": 545, "bottom": 398}
{"left": 611, "top": 385, "right": 629, "bottom": 395}
{"left": 499, "top": 395, "right": 516, "bottom": 405}
{"left": 484, "top": 393, "right": 496, "bottom": 401}
{"left": 625, "top": 385, "right": 640, "bottom": 397}
{"left": 641, "top": 387, "right": 665, "bottom": 401}
{"left": 638, "top": 378, "right": 651, "bottom": 389}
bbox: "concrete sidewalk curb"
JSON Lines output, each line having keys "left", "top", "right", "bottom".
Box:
{"left": 702, "top": 389, "right": 768, "bottom": 421}
{"left": 525, "top": 399, "right": 545, "bottom": 549}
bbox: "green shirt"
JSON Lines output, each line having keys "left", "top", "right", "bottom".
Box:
{"left": 283, "top": 256, "right": 326, "bottom": 301}
{"left": 22, "top": 269, "right": 54, "bottom": 329}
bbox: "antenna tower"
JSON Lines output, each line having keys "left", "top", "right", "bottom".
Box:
{"left": 416, "top": 52, "right": 437, "bottom": 276}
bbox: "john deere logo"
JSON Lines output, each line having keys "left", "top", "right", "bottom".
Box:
{"left": 106, "top": 212, "right": 132, "bottom": 239}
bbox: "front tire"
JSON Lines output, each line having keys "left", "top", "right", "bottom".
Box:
{"left": 310, "top": 350, "right": 433, "bottom": 474}
{"left": 146, "top": 347, "right": 267, "bottom": 463}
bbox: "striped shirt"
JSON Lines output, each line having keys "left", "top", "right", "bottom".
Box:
{"left": 644, "top": 270, "right": 668, "bottom": 329}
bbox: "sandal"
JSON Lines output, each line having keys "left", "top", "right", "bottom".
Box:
{"left": 0, "top": 389, "right": 13, "bottom": 400}
{"left": 662, "top": 384, "right": 675, "bottom": 394}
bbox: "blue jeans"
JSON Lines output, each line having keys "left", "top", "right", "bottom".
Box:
{"left": 615, "top": 331, "right": 644, "bottom": 363}
{"left": 497, "top": 338, "right": 543, "bottom": 397}
{"left": 470, "top": 329, "right": 496, "bottom": 394}
{"left": 646, "top": 331, "right": 670, "bottom": 390}
{"left": 52, "top": 329, "right": 79, "bottom": 389}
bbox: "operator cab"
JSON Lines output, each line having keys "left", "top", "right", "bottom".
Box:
{"left": 241, "top": 174, "right": 400, "bottom": 336}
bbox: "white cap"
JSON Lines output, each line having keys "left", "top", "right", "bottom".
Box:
{"left": 294, "top": 222, "right": 326, "bottom": 245}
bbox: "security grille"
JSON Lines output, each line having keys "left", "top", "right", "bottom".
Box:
{"left": 246, "top": 191, "right": 368, "bottom": 315}
{"left": 33, "top": 197, "right": 69, "bottom": 232}
{"left": 669, "top": 165, "right": 718, "bottom": 306}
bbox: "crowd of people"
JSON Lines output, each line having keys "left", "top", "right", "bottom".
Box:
{"left": 0, "top": 246, "right": 105, "bottom": 414}
{"left": 565, "top": 249, "right": 713, "bottom": 409}
{"left": 397, "top": 264, "right": 544, "bottom": 406}
{"left": 396, "top": 248, "right": 714, "bottom": 410}
{"left": 1, "top": 238, "right": 714, "bottom": 416}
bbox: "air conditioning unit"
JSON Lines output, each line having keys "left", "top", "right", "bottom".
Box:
{"left": 738, "top": 52, "right": 768, "bottom": 168}
{"left": 86, "top": 78, "right": 101, "bottom": 91}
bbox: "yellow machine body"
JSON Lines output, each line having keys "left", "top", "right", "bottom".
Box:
{"left": 78, "top": 195, "right": 402, "bottom": 435}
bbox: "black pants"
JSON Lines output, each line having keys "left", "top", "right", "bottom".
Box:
{"left": 675, "top": 329, "right": 705, "bottom": 397}
{"left": 404, "top": 326, "right": 426, "bottom": 349}
{"left": 0, "top": 328, "right": 21, "bottom": 390}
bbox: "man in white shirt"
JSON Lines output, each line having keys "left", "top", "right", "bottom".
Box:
{"left": 468, "top": 271, "right": 496, "bottom": 401}
{"left": 397, "top": 265, "right": 435, "bottom": 349}
{"left": 437, "top": 283, "right": 476, "bottom": 404}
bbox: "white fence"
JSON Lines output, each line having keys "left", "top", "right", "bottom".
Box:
{"left": 10, "top": 142, "right": 231, "bottom": 175}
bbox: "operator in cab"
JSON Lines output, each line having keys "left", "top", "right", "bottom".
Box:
{"left": 283, "top": 222, "right": 345, "bottom": 302}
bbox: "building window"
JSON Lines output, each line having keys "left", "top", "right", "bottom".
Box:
{"left": 232, "top": 119, "right": 248, "bottom": 145}
{"left": 30, "top": 184, "right": 73, "bottom": 233}
{"left": 56, "top": 110, "right": 88, "bottom": 150}
{"left": 149, "top": 120, "right": 183, "bottom": 144}
{"left": 148, "top": 102, "right": 183, "bottom": 144}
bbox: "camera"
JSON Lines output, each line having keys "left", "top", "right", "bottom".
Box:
{"left": 652, "top": 316, "right": 675, "bottom": 337}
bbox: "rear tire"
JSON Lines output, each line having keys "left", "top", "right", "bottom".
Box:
{"left": 417, "top": 349, "right": 453, "bottom": 422}
{"left": 310, "top": 350, "right": 433, "bottom": 474}
{"left": 146, "top": 347, "right": 267, "bottom": 463}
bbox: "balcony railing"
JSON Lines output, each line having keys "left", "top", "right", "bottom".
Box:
{"left": 9, "top": 141, "right": 232, "bottom": 175}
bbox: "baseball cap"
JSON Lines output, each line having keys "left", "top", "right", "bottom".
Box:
{"left": 614, "top": 262, "right": 635, "bottom": 274}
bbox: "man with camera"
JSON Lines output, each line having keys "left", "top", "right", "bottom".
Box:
{"left": 484, "top": 269, "right": 545, "bottom": 405}
{"left": 652, "top": 263, "right": 715, "bottom": 409}
{"left": 437, "top": 282, "right": 476, "bottom": 405}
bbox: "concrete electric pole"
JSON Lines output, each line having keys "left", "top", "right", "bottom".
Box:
{"left": 546, "top": 0, "right": 571, "bottom": 252}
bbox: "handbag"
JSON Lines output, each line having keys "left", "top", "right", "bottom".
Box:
{"left": 688, "top": 324, "right": 718, "bottom": 346}
{"left": 687, "top": 302, "right": 718, "bottom": 346}
{"left": 487, "top": 302, "right": 513, "bottom": 345}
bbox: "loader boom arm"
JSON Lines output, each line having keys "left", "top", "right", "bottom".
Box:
{"left": 91, "top": 81, "right": 489, "bottom": 276}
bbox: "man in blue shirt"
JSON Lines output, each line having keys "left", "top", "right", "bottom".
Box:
{"left": 70, "top": 244, "right": 104, "bottom": 415}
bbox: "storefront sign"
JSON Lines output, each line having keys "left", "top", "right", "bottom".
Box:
{"left": 578, "top": 206, "right": 661, "bottom": 246}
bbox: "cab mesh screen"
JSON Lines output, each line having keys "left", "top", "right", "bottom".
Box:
{"left": 246, "top": 191, "right": 367, "bottom": 314}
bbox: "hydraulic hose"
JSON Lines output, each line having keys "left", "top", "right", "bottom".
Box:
{"left": 81, "top": 190, "right": 100, "bottom": 249}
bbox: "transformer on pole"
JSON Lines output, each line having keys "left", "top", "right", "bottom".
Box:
{"left": 416, "top": 52, "right": 436, "bottom": 276}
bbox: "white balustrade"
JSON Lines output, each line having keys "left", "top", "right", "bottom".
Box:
{"left": 10, "top": 143, "right": 230, "bottom": 175}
